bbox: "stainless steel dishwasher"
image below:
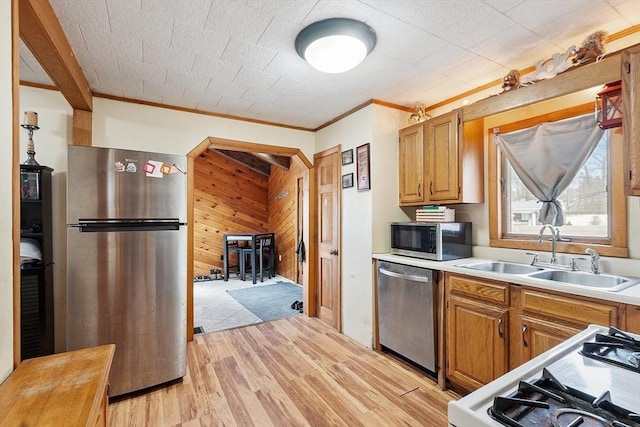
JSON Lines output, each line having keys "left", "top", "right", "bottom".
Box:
{"left": 377, "top": 260, "right": 437, "bottom": 374}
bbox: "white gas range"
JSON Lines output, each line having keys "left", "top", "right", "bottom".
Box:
{"left": 448, "top": 325, "right": 640, "bottom": 427}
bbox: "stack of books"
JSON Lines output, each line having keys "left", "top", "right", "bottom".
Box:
{"left": 415, "top": 205, "right": 455, "bottom": 222}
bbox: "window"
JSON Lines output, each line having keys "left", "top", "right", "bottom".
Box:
{"left": 489, "top": 103, "right": 628, "bottom": 258}
{"left": 503, "top": 130, "right": 609, "bottom": 240}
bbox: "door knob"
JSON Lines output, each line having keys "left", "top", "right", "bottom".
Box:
{"left": 329, "top": 249, "right": 339, "bottom": 255}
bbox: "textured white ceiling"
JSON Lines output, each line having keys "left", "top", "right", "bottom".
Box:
{"left": 18, "top": 0, "right": 640, "bottom": 129}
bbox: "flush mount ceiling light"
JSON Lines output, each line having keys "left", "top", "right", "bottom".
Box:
{"left": 295, "top": 18, "right": 376, "bottom": 73}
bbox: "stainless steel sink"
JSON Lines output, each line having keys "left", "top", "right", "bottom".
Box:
{"left": 457, "top": 260, "right": 640, "bottom": 292}
{"left": 528, "top": 270, "right": 640, "bottom": 292}
{"left": 458, "top": 261, "right": 544, "bottom": 275}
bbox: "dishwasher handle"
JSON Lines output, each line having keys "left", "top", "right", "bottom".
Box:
{"left": 378, "top": 267, "right": 431, "bottom": 283}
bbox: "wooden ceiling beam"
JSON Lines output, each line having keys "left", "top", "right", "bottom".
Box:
{"left": 251, "top": 152, "right": 290, "bottom": 171}
{"left": 72, "top": 109, "right": 92, "bottom": 146}
{"left": 19, "top": 0, "right": 92, "bottom": 111}
{"left": 214, "top": 149, "right": 272, "bottom": 176}
{"left": 462, "top": 52, "right": 622, "bottom": 121}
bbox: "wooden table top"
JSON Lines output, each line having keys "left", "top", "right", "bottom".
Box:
{"left": 223, "top": 232, "right": 274, "bottom": 240}
{"left": 0, "top": 344, "right": 115, "bottom": 427}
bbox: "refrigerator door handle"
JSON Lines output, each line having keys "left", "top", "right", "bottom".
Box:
{"left": 69, "top": 218, "right": 184, "bottom": 232}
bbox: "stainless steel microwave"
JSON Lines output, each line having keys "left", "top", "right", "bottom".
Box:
{"left": 390, "top": 222, "right": 472, "bottom": 261}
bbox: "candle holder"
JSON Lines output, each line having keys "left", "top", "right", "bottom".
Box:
{"left": 21, "top": 111, "right": 40, "bottom": 165}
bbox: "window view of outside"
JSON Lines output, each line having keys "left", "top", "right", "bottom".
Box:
{"left": 504, "top": 131, "right": 609, "bottom": 239}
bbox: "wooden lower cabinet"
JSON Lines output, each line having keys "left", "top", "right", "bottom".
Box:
{"left": 625, "top": 304, "right": 640, "bottom": 333}
{"left": 446, "top": 274, "right": 510, "bottom": 392}
{"left": 514, "top": 315, "right": 581, "bottom": 368}
{"left": 518, "top": 287, "right": 620, "bottom": 327}
{"left": 445, "top": 273, "right": 624, "bottom": 392}
{"left": 447, "top": 295, "right": 509, "bottom": 392}
{"left": 510, "top": 287, "right": 621, "bottom": 368}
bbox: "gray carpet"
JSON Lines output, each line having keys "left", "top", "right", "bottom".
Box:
{"left": 227, "top": 281, "right": 303, "bottom": 322}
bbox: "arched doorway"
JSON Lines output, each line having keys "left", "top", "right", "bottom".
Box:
{"left": 185, "top": 137, "right": 313, "bottom": 340}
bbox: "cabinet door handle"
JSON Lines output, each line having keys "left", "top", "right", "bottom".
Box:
{"left": 522, "top": 324, "right": 528, "bottom": 348}
{"left": 498, "top": 317, "right": 504, "bottom": 338}
{"left": 417, "top": 182, "right": 421, "bottom": 197}
{"left": 429, "top": 181, "right": 433, "bottom": 195}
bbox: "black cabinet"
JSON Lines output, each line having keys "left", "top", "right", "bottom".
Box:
{"left": 19, "top": 165, "right": 54, "bottom": 359}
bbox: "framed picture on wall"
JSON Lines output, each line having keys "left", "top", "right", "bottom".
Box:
{"left": 342, "top": 173, "right": 354, "bottom": 189}
{"left": 341, "top": 149, "right": 353, "bottom": 166}
{"left": 356, "top": 143, "right": 370, "bottom": 191}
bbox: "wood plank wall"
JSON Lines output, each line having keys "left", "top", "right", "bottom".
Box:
{"left": 193, "top": 150, "right": 268, "bottom": 276}
{"left": 268, "top": 161, "right": 305, "bottom": 283}
{"left": 193, "top": 149, "right": 303, "bottom": 283}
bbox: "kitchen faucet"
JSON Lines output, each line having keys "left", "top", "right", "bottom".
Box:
{"left": 537, "top": 224, "right": 558, "bottom": 264}
{"left": 585, "top": 248, "right": 600, "bottom": 274}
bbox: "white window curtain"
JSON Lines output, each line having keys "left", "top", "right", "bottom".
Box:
{"left": 494, "top": 113, "right": 604, "bottom": 226}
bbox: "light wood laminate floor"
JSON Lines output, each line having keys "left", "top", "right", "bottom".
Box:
{"left": 109, "top": 316, "right": 460, "bottom": 426}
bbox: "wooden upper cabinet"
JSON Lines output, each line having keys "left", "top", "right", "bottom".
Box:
{"left": 623, "top": 45, "right": 640, "bottom": 196}
{"left": 398, "top": 123, "right": 426, "bottom": 204}
{"left": 427, "top": 111, "right": 459, "bottom": 202}
{"left": 398, "top": 109, "right": 484, "bottom": 206}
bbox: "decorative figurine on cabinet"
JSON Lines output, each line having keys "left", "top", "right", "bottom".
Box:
{"left": 501, "top": 69, "right": 521, "bottom": 92}
{"left": 572, "top": 30, "right": 607, "bottom": 64}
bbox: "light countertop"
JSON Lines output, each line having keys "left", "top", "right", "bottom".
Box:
{"left": 372, "top": 253, "right": 640, "bottom": 305}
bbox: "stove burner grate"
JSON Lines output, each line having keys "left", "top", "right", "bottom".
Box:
{"left": 579, "top": 327, "right": 640, "bottom": 373}
{"left": 488, "top": 368, "right": 640, "bottom": 427}
{"left": 550, "top": 409, "right": 611, "bottom": 427}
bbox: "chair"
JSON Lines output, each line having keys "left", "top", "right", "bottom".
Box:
{"left": 225, "top": 239, "right": 244, "bottom": 279}
{"left": 257, "top": 236, "right": 275, "bottom": 281}
{"left": 240, "top": 235, "right": 274, "bottom": 282}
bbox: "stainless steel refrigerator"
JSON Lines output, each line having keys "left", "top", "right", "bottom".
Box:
{"left": 66, "top": 145, "right": 187, "bottom": 396}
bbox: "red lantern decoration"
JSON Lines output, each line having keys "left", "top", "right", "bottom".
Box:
{"left": 596, "top": 80, "right": 622, "bottom": 129}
